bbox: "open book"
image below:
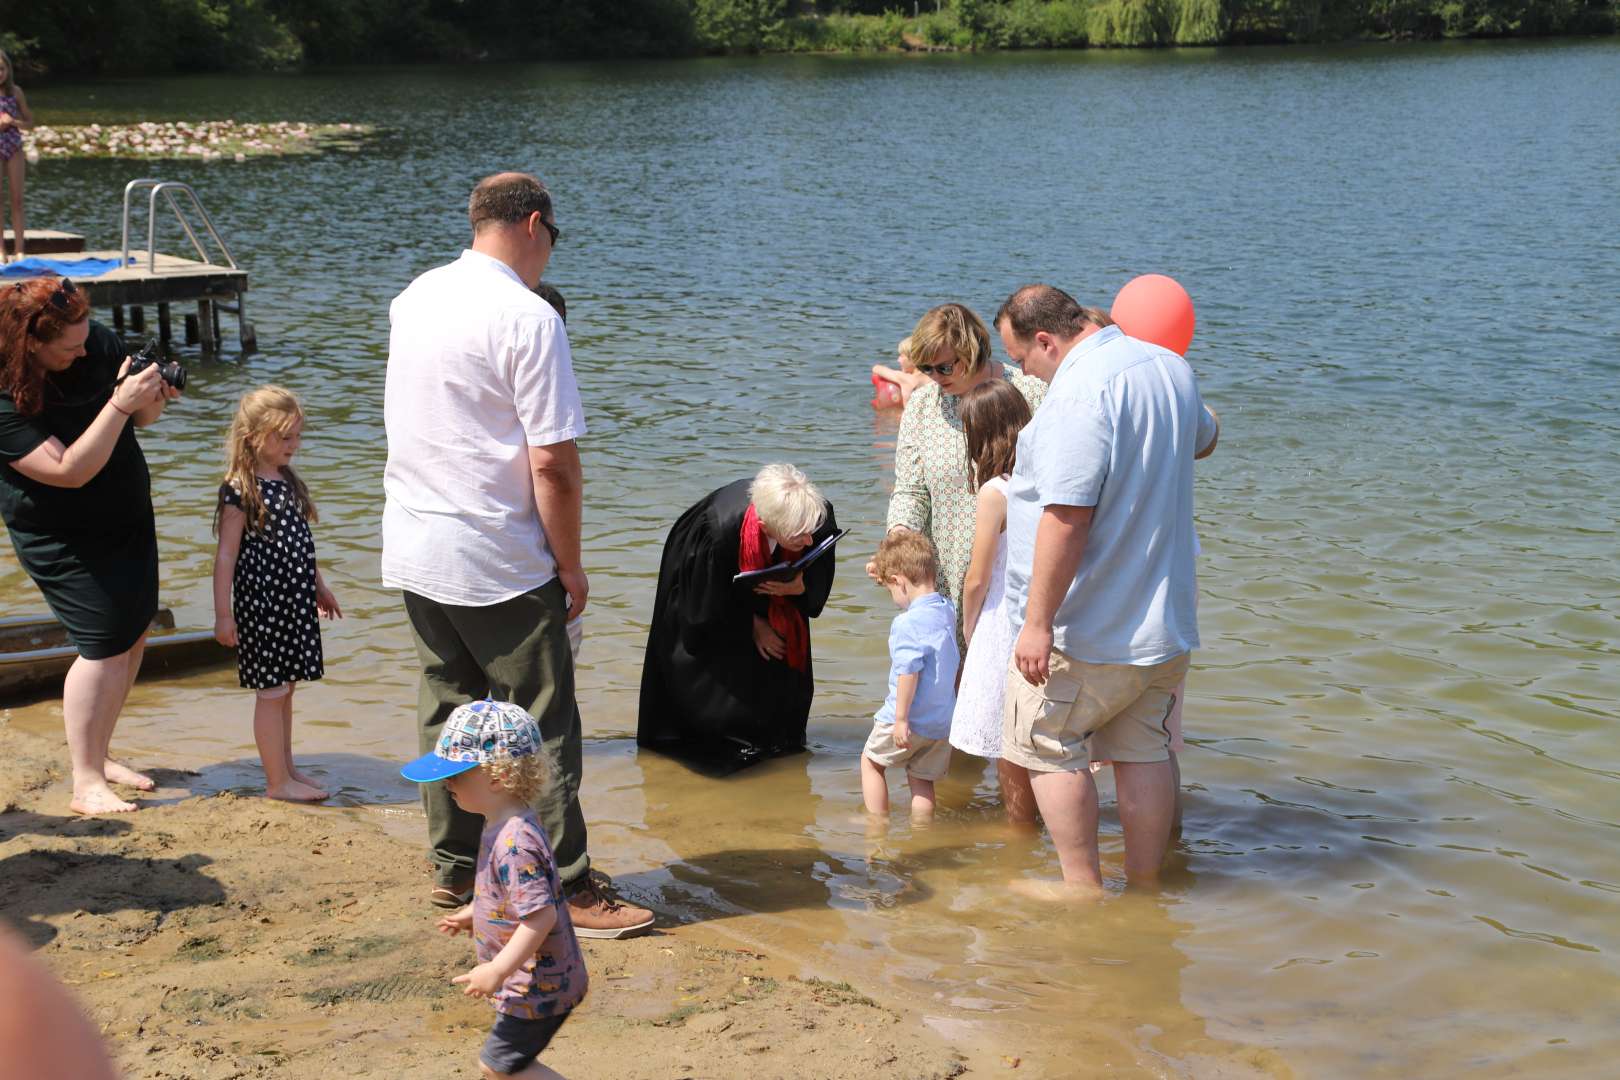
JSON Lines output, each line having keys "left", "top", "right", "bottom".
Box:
{"left": 732, "top": 529, "right": 848, "bottom": 587}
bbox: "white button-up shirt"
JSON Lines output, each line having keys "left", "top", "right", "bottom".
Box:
{"left": 382, "top": 250, "right": 586, "bottom": 606}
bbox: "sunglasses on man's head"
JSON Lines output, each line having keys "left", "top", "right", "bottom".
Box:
{"left": 915, "top": 359, "right": 957, "bottom": 378}
{"left": 538, "top": 216, "right": 560, "bottom": 246}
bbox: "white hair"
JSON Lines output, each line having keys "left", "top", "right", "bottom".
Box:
{"left": 749, "top": 463, "right": 826, "bottom": 540}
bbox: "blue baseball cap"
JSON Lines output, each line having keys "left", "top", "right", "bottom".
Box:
{"left": 400, "top": 699, "right": 542, "bottom": 784}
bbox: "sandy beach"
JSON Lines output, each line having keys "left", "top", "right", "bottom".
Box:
{"left": 0, "top": 720, "right": 975, "bottom": 1080}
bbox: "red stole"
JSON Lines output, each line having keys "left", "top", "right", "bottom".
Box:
{"left": 738, "top": 504, "right": 809, "bottom": 673}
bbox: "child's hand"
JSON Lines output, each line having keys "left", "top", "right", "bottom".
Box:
{"left": 214, "top": 615, "right": 238, "bottom": 647}
{"left": 892, "top": 718, "right": 911, "bottom": 750}
{"left": 452, "top": 961, "right": 504, "bottom": 999}
{"left": 315, "top": 582, "right": 342, "bottom": 619}
{"left": 436, "top": 906, "right": 473, "bottom": 937}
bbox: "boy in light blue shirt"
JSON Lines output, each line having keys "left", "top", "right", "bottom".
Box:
{"left": 863, "top": 530, "right": 960, "bottom": 820}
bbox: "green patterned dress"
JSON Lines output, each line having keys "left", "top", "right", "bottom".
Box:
{"left": 885, "top": 367, "right": 1047, "bottom": 650}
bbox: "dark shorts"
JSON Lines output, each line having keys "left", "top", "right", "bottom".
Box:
{"left": 480, "top": 1010, "right": 571, "bottom": 1075}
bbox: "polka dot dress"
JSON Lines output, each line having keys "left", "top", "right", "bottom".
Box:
{"left": 220, "top": 477, "right": 325, "bottom": 690}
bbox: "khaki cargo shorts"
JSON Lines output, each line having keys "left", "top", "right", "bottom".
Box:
{"left": 1001, "top": 649, "right": 1190, "bottom": 773}
{"left": 863, "top": 724, "right": 952, "bottom": 781}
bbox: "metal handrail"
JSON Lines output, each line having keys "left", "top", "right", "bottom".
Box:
{"left": 120, "top": 178, "right": 239, "bottom": 273}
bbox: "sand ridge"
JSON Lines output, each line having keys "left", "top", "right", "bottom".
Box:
{"left": 0, "top": 720, "right": 970, "bottom": 1079}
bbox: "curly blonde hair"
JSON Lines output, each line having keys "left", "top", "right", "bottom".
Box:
{"left": 483, "top": 747, "right": 557, "bottom": 804}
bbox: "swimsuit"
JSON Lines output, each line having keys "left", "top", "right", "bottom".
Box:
{"left": 0, "top": 96, "right": 22, "bottom": 162}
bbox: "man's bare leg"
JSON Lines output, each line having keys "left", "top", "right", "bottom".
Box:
{"left": 1012, "top": 767, "right": 1102, "bottom": 898}
{"left": 1115, "top": 759, "right": 1176, "bottom": 888}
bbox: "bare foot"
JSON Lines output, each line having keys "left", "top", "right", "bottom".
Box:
{"left": 266, "top": 780, "right": 329, "bottom": 803}
{"left": 1008, "top": 877, "right": 1105, "bottom": 903}
{"left": 70, "top": 784, "right": 139, "bottom": 815}
{"left": 104, "top": 759, "right": 156, "bottom": 791}
{"left": 289, "top": 766, "right": 326, "bottom": 794}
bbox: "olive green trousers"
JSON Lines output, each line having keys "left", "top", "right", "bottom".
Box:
{"left": 403, "top": 579, "right": 588, "bottom": 890}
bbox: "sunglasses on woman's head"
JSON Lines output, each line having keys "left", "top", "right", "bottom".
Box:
{"left": 12, "top": 276, "right": 78, "bottom": 305}
{"left": 915, "top": 359, "right": 957, "bottom": 378}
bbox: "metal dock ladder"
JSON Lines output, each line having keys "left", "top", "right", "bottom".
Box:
{"left": 119, "top": 179, "right": 256, "bottom": 352}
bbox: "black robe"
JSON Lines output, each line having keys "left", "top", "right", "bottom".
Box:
{"left": 637, "top": 479, "right": 839, "bottom": 773}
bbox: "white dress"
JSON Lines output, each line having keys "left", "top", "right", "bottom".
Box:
{"left": 949, "top": 476, "right": 1012, "bottom": 759}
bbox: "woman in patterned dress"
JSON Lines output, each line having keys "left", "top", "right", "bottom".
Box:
{"left": 877, "top": 302, "right": 1045, "bottom": 823}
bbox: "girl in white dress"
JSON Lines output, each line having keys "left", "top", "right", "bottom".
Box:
{"left": 949, "top": 379, "right": 1037, "bottom": 824}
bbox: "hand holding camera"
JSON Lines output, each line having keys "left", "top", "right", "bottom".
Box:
{"left": 114, "top": 341, "right": 185, "bottom": 414}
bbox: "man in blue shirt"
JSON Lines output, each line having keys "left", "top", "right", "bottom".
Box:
{"left": 863, "top": 529, "right": 961, "bottom": 821}
{"left": 995, "top": 284, "right": 1217, "bottom": 896}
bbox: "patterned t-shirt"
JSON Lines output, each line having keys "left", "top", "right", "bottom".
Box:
{"left": 473, "top": 811, "right": 588, "bottom": 1018}
{"left": 885, "top": 368, "right": 1047, "bottom": 651}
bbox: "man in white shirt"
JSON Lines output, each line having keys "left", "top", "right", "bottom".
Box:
{"left": 995, "top": 284, "right": 1217, "bottom": 898}
{"left": 383, "top": 172, "right": 651, "bottom": 937}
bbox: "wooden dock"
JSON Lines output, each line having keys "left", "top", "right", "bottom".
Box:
{"left": 58, "top": 249, "right": 255, "bottom": 352}
{"left": 4, "top": 229, "right": 86, "bottom": 255}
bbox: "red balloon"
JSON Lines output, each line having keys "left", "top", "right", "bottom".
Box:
{"left": 1110, "top": 274, "right": 1196, "bottom": 356}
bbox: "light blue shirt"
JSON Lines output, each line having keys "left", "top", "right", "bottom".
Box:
{"left": 1004, "top": 326, "right": 1215, "bottom": 666}
{"left": 874, "top": 592, "right": 961, "bottom": 740}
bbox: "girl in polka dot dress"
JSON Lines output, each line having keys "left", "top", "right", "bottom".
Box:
{"left": 212, "top": 386, "right": 341, "bottom": 802}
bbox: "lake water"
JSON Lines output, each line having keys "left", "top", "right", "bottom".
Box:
{"left": 6, "top": 39, "right": 1619, "bottom": 1077}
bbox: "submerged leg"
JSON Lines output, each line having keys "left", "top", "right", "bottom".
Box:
{"left": 860, "top": 754, "right": 889, "bottom": 814}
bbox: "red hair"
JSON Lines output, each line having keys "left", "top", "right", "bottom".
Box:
{"left": 0, "top": 278, "right": 93, "bottom": 417}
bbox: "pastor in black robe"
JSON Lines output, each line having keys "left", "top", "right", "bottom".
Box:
{"left": 637, "top": 478, "right": 839, "bottom": 773}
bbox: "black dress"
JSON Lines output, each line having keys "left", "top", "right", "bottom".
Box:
{"left": 0, "top": 322, "right": 158, "bottom": 660}
{"left": 636, "top": 479, "right": 838, "bottom": 773}
{"left": 220, "top": 477, "right": 324, "bottom": 690}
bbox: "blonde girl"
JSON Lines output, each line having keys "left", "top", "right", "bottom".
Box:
{"left": 0, "top": 51, "right": 33, "bottom": 262}
{"left": 212, "top": 386, "right": 340, "bottom": 802}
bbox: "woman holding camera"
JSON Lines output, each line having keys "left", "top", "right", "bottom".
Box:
{"left": 0, "top": 278, "right": 179, "bottom": 814}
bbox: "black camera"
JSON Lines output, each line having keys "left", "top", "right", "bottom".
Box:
{"left": 126, "top": 339, "right": 187, "bottom": 392}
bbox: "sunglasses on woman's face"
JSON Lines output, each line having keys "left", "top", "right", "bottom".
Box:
{"left": 915, "top": 359, "right": 957, "bottom": 378}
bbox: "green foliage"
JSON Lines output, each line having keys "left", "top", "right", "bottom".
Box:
{"left": 1087, "top": 0, "right": 1170, "bottom": 45}
{"left": 1170, "top": 0, "right": 1228, "bottom": 42}
{"left": 694, "top": 0, "right": 789, "bottom": 52}
{"left": 0, "top": 0, "right": 1611, "bottom": 73}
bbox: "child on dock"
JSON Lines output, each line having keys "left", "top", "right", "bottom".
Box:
{"left": 212, "top": 386, "right": 341, "bottom": 802}
{"left": 403, "top": 700, "right": 586, "bottom": 1080}
{"left": 0, "top": 50, "right": 34, "bottom": 262}
{"left": 863, "top": 530, "right": 959, "bottom": 820}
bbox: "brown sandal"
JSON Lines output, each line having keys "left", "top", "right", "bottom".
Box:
{"left": 429, "top": 883, "right": 473, "bottom": 909}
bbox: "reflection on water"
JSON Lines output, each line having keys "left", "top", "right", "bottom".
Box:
{"left": 4, "top": 39, "right": 1619, "bottom": 1076}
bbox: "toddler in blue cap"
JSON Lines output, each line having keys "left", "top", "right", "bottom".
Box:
{"left": 401, "top": 699, "right": 586, "bottom": 1078}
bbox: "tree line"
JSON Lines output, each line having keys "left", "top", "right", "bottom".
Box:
{"left": 1, "top": 1, "right": 1614, "bottom": 74}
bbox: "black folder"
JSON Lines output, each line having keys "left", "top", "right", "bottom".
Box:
{"left": 732, "top": 529, "right": 848, "bottom": 587}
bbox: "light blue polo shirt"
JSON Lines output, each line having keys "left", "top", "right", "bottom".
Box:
{"left": 874, "top": 592, "right": 961, "bottom": 740}
{"left": 1004, "top": 326, "right": 1215, "bottom": 666}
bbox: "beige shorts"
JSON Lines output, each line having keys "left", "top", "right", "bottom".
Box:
{"left": 1002, "top": 650, "right": 1190, "bottom": 773}
{"left": 863, "top": 724, "right": 952, "bottom": 781}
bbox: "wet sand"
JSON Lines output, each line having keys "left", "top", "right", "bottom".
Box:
{"left": 0, "top": 722, "right": 974, "bottom": 1080}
